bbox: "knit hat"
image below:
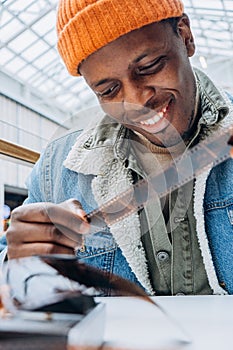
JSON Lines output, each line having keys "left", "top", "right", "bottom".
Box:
{"left": 57, "top": 0, "right": 184, "bottom": 76}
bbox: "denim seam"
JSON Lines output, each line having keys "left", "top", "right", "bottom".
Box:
{"left": 43, "top": 142, "right": 52, "bottom": 202}
{"left": 77, "top": 246, "right": 117, "bottom": 258}
{"left": 205, "top": 199, "right": 233, "bottom": 211}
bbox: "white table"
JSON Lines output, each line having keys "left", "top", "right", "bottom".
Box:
{"left": 96, "top": 295, "right": 233, "bottom": 349}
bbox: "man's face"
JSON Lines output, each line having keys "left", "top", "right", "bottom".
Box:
{"left": 80, "top": 16, "right": 196, "bottom": 147}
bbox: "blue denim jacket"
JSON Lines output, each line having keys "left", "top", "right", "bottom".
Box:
{"left": 2, "top": 69, "right": 233, "bottom": 295}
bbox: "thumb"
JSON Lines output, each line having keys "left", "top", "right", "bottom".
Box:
{"left": 58, "top": 199, "right": 90, "bottom": 233}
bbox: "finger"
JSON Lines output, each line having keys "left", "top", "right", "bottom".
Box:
{"left": 46, "top": 204, "right": 90, "bottom": 234}
{"left": 228, "top": 135, "right": 233, "bottom": 145}
{"left": 57, "top": 199, "right": 91, "bottom": 227}
{"left": 11, "top": 202, "right": 90, "bottom": 235}
{"left": 10, "top": 203, "right": 56, "bottom": 223}
{"left": 228, "top": 136, "right": 233, "bottom": 158}
{"left": 7, "top": 242, "right": 75, "bottom": 260}
{"left": 6, "top": 223, "right": 82, "bottom": 247}
{"left": 58, "top": 199, "right": 87, "bottom": 219}
{"left": 230, "top": 148, "right": 233, "bottom": 158}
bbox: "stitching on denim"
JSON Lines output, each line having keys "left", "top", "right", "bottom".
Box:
{"left": 205, "top": 198, "right": 233, "bottom": 211}
{"left": 227, "top": 208, "right": 233, "bottom": 225}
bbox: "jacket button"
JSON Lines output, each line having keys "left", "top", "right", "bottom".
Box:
{"left": 157, "top": 251, "right": 169, "bottom": 262}
{"left": 174, "top": 217, "right": 185, "bottom": 223}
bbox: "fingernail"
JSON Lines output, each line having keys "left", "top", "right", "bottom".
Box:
{"left": 228, "top": 135, "right": 233, "bottom": 145}
{"left": 84, "top": 214, "right": 91, "bottom": 223}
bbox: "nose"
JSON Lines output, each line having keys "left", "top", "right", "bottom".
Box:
{"left": 122, "top": 80, "right": 155, "bottom": 111}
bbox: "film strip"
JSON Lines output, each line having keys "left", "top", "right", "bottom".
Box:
{"left": 86, "top": 125, "right": 233, "bottom": 233}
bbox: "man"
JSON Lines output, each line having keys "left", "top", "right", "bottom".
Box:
{"left": 3, "top": 0, "right": 233, "bottom": 296}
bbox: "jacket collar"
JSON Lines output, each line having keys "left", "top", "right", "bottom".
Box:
{"left": 194, "top": 68, "right": 229, "bottom": 126}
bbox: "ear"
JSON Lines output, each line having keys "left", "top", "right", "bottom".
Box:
{"left": 177, "top": 14, "right": 195, "bottom": 57}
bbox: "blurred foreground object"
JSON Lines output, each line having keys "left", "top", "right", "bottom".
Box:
{"left": 0, "top": 256, "right": 106, "bottom": 349}
{"left": 0, "top": 255, "right": 189, "bottom": 349}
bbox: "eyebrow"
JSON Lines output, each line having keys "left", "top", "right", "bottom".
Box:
{"left": 92, "top": 51, "right": 153, "bottom": 88}
{"left": 133, "top": 53, "right": 148, "bottom": 64}
{"left": 94, "top": 78, "right": 111, "bottom": 88}
{"left": 128, "top": 50, "right": 153, "bottom": 69}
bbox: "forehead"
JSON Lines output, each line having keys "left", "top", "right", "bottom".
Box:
{"left": 79, "top": 21, "right": 175, "bottom": 79}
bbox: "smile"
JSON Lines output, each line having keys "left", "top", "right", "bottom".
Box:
{"left": 139, "top": 105, "right": 168, "bottom": 126}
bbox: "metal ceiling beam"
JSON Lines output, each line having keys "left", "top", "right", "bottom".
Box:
{"left": 0, "top": 3, "right": 56, "bottom": 48}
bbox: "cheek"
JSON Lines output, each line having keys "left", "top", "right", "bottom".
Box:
{"left": 166, "top": 52, "right": 192, "bottom": 86}
{"left": 168, "top": 59, "right": 196, "bottom": 116}
{"left": 181, "top": 70, "right": 196, "bottom": 113}
{"left": 152, "top": 59, "right": 185, "bottom": 92}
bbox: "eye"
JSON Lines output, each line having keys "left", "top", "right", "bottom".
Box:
{"left": 136, "top": 56, "right": 167, "bottom": 75}
{"left": 96, "top": 83, "right": 120, "bottom": 99}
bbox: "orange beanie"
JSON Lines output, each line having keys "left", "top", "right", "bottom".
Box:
{"left": 57, "top": 0, "right": 184, "bottom": 76}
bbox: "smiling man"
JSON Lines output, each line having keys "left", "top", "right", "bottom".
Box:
{"left": 3, "top": 0, "right": 233, "bottom": 297}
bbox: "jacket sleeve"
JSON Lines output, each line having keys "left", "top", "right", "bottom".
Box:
{"left": 24, "top": 147, "right": 50, "bottom": 204}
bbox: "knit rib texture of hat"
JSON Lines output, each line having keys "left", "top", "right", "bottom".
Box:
{"left": 57, "top": 0, "right": 184, "bottom": 76}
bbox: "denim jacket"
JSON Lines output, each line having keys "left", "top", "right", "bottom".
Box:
{"left": 5, "top": 69, "right": 233, "bottom": 295}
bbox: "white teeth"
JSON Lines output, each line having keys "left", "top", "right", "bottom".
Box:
{"left": 147, "top": 119, "right": 155, "bottom": 125}
{"left": 140, "top": 110, "right": 165, "bottom": 126}
{"left": 139, "top": 104, "right": 169, "bottom": 126}
{"left": 158, "top": 112, "right": 163, "bottom": 118}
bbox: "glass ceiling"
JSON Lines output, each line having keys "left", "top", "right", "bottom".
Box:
{"left": 1, "top": 0, "right": 233, "bottom": 121}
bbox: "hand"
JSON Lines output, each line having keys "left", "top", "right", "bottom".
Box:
{"left": 6, "top": 199, "right": 90, "bottom": 259}
{"left": 229, "top": 135, "right": 233, "bottom": 158}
